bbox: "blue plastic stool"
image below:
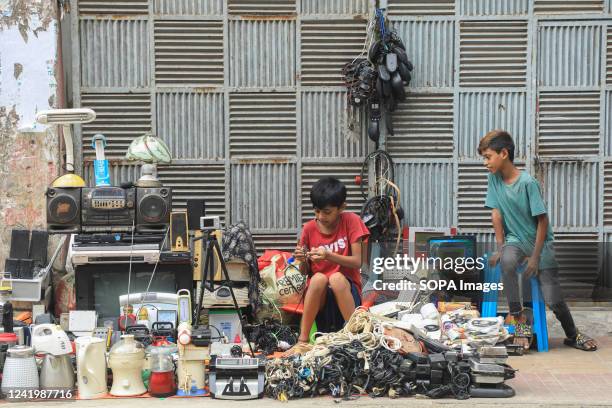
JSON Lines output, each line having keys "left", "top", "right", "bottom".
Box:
{"left": 481, "top": 254, "right": 549, "bottom": 352}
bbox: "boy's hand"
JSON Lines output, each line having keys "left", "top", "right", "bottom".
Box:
{"left": 524, "top": 256, "right": 539, "bottom": 278}
{"left": 308, "top": 247, "right": 329, "bottom": 262}
{"left": 489, "top": 252, "right": 501, "bottom": 267}
{"left": 294, "top": 245, "right": 307, "bottom": 262}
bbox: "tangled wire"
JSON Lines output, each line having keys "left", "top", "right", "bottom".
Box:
{"left": 243, "top": 318, "right": 298, "bottom": 355}
{"left": 265, "top": 310, "right": 477, "bottom": 401}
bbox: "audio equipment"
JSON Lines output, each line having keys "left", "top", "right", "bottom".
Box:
{"left": 4, "top": 258, "right": 19, "bottom": 278}
{"left": 136, "top": 187, "right": 171, "bottom": 233}
{"left": 10, "top": 230, "right": 30, "bottom": 258}
{"left": 187, "top": 199, "right": 206, "bottom": 231}
{"left": 46, "top": 186, "right": 172, "bottom": 234}
{"left": 46, "top": 187, "right": 81, "bottom": 233}
{"left": 29, "top": 230, "right": 49, "bottom": 268}
{"left": 170, "top": 211, "right": 189, "bottom": 252}
{"left": 69, "top": 233, "right": 160, "bottom": 265}
{"left": 81, "top": 187, "right": 135, "bottom": 232}
{"left": 193, "top": 230, "right": 204, "bottom": 280}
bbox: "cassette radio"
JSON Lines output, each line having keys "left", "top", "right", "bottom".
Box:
{"left": 82, "top": 187, "right": 136, "bottom": 232}
{"left": 47, "top": 186, "right": 172, "bottom": 234}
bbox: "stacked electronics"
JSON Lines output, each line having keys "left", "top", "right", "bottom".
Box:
{"left": 469, "top": 346, "right": 516, "bottom": 398}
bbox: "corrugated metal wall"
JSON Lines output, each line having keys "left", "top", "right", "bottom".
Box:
{"left": 71, "top": 0, "right": 372, "bottom": 254}
{"left": 71, "top": 1, "right": 612, "bottom": 295}
{"left": 382, "top": 0, "right": 611, "bottom": 297}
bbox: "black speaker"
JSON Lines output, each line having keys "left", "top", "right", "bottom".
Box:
{"left": 4, "top": 258, "right": 18, "bottom": 277}
{"left": 46, "top": 187, "right": 81, "bottom": 234}
{"left": 29, "top": 230, "right": 49, "bottom": 268}
{"left": 187, "top": 199, "right": 206, "bottom": 231}
{"left": 17, "top": 259, "right": 33, "bottom": 279}
{"left": 9, "top": 230, "right": 30, "bottom": 259}
{"left": 136, "top": 187, "right": 172, "bottom": 233}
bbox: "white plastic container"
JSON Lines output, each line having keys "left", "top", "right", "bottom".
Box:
{"left": 108, "top": 335, "right": 146, "bottom": 397}
{"left": 75, "top": 336, "right": 107, "bottom": 399}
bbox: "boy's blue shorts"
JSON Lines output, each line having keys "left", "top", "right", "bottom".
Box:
{"left": 315, "top": 279, "right": 362, "bottom": 333}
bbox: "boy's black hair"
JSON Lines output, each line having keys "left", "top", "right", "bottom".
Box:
{"left": 310, "top": 177, "right": 347, "bottom": 209}
{"left": 478, "top": 129, "right": 515, "bottom": 162}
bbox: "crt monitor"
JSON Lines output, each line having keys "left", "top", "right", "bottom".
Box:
{"left": 427, "top": 235, "right": 477, "bottom": 275}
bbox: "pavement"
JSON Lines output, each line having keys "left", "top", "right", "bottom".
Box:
{"left": 6, "top": 311, "right": 612, "bottom": 407}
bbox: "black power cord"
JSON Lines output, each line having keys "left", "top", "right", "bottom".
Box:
{"left": 243, "top": 318, "right": 298, "bottom": 355}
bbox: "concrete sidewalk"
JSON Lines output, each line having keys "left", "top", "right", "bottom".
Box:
{"left": 9, "top": 336, "right": 611, "bottom": 407}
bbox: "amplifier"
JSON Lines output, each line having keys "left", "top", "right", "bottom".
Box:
{"left": 209, "top": 356, "right": 265, "bottom": 400}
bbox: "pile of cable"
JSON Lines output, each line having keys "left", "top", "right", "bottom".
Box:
{"left": 264, "top": 309, "right": 517, "bottom": 401}
{"left": 265, "top": 310, "right": 408, "bottom": 400}
{"left": 243, "top": 318, "right": 298, "bottom": 355}
{"left": 265, "top": 340, "right": 414, "bottom": 401}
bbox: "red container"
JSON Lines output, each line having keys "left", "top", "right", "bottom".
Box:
{"left": 148, "top": 371, "right": 176, "bottom": 397}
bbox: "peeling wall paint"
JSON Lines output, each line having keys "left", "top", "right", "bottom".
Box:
{"left": 0, "top": 0, "right": 59, "bottom": 267}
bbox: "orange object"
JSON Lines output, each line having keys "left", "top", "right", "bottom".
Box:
{"left": 15, "top": 311, "right": 32, "bottom": 325}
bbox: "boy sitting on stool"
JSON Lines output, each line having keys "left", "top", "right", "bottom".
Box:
{"left": 479, "top": 129, "right": 596, "bottom": 351}
{"left": 291, "top": 177, "right": 369, "bottom": 351}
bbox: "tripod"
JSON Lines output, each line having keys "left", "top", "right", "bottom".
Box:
{"left": 192, "top": 231, "right": 254, "bottom": 355}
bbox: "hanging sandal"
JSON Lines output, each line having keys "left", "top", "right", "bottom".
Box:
{"left": 564, "top": 332, "right": 597, "bottom": 351}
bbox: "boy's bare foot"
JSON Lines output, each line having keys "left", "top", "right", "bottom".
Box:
{"left": 281, "top": 339, "right": 312, "bottom": 357}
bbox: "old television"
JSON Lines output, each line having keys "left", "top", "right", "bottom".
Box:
{"left": 75, "top": 263, "right": 192, "bottom": 329}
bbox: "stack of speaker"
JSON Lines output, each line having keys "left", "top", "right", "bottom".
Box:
{"left": 4, "top": 230, "right": 48, "bottom": 279}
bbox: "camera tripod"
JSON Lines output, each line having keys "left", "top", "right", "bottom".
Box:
{"left": 192, "top": 231, "right": 254, "bottom": 355}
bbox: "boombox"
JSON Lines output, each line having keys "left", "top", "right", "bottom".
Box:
{"left": 46, "top": 186, "right": 172, "bottom": 234}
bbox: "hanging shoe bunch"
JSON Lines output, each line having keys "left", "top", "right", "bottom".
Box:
{"left": 343, "top": 8, "right": 414, "bottom": 144}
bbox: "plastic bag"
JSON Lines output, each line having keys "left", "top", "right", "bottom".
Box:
{"left": 258, "top": 250, "right": 306, "bottom": 305}
{"left": 54, "top": 272, "right": 76, "bottom": 317}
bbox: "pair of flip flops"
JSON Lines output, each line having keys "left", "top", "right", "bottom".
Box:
{"left": 506, "top": 308, "right": 534, "bottom": 351}
{"left": 564, "top": 332, "right": 598, "bottom": 351}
